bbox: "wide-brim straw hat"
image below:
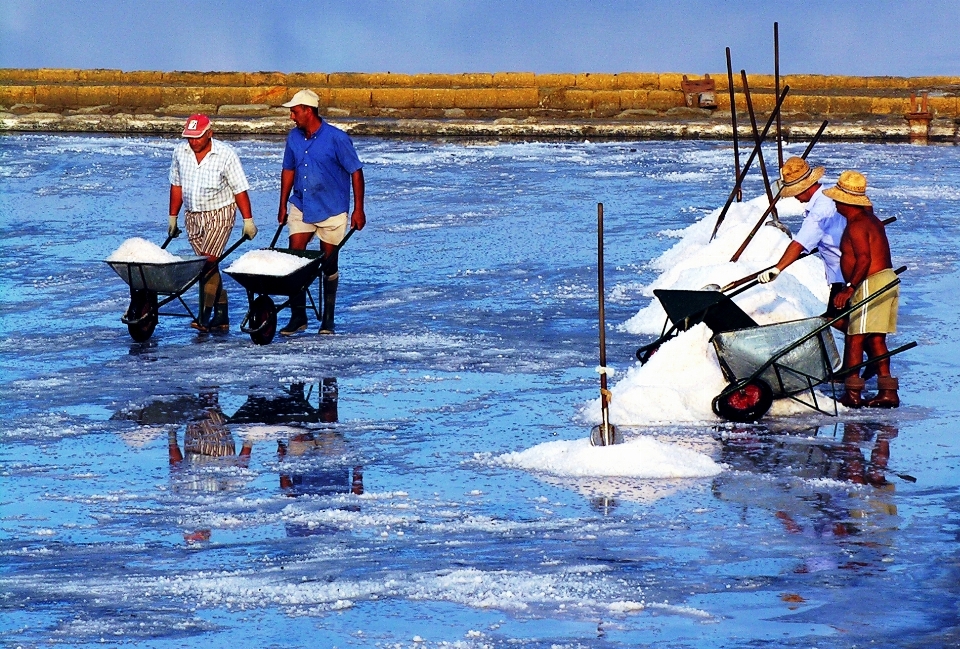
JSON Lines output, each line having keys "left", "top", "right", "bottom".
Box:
{"left": 823, "top": 170, "right": 873, "bottom": 207}
{"left": 779, "top": 156, "right": 825, "bottom": 197}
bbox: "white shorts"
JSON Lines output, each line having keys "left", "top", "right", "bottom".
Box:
{"left": 287, "top": 205, "right": 347, "bottom": 245}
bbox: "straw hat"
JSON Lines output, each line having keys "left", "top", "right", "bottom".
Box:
{"left": 778, "top": 156, "right": 825, "bottom": 197}
{"left": 823, "top": 170, "right": 873, "bottom": 207}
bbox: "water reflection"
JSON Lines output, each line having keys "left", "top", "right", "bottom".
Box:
{"left": 714, "top": 420, "right": 903, "bottom": 572}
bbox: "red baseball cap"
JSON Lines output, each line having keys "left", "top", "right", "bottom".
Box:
{"left": 181, "top": 114, "right": 211, "bottom": 138}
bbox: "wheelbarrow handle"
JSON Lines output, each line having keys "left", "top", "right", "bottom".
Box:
{"left": 161, "top": 226, "right": 182, "bottom": 250}
{"left": 269, "top": 222, "right": 285, "bottom": 249}
{"left": 319, "top": 227, "right": 358, "bottom": 273}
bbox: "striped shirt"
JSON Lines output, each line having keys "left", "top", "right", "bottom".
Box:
{"left": 169, "top": 139, "right": 250, "bottom": 212}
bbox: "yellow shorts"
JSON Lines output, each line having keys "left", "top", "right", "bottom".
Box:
{"left": 848, "top": 268, "right": 899, "bottom": 335}
{"left": 287, "top": 205, "right": 348, "bottom": 245}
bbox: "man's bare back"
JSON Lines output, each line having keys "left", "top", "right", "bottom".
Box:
{"left": 838, "top": 204, "right": 893, "bottom": 287}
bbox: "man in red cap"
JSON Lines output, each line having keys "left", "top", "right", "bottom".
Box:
{"left": 169, "top": 114, "right": 258, "bottom": 332}
{"left": 276, "top": 89, "right": 366, "bottom": 335}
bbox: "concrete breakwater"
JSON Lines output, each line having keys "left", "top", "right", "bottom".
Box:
{"left": 1, "top": 68, "right": 958, "bottom": 140}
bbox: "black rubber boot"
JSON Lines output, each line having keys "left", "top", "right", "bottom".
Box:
{"left": 280, "top": 291, "right": 308, "bottom": 336}
{"left": 191, "top": 307, "right": 212, "bottom": 332}
{"left": 319, "top": 272, "right": 339, "bottom": 334}
{"left": 208, "top": 303, "right": 229, "bottom": 332}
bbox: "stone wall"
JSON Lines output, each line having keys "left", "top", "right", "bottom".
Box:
{"left": 2, "top": 68, "right": 958, "bottom": 139}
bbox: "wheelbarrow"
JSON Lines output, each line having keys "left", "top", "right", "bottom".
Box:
{"left": 106, "top": 231, "right": 248, "bottom": 342}
{"left": 647, "top": 271, "right": 915, "bottom": 422}
{"left": 226, "top": 227, "right": 356, "bottom": 345}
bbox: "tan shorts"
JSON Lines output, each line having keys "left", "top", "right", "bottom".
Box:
{"left": 848, "top": 268, "right": 899, "bottom": 335}
{"left": 185, "top": 203, "right": 236, "bottom": 257}
{"left": 287, "top": 205, "right": 348, "bottom": 245}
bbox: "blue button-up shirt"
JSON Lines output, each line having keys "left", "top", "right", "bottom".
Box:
{"left": 282, "top": 121, "right": 362, "bottom": 223}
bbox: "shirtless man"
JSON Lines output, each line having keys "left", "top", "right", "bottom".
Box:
{"left": 826, "top": 171, "right": 900, "bottom": 408}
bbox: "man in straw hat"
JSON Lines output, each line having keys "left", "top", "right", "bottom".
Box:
{"left": 758, "top": 157, "right": 849, "bottom": 330}
{"left": 826, "top": 171, "right": 900, "bottom": 408}
{"left": 169, "top": 114, "right": 258, "bottom": 332}
{"left": 276, "top": 89, "right": 366, "bottom": 336}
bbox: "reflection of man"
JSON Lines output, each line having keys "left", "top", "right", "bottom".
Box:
{"left": 277, "top": 89, "right": 366, "bottom": 336}
{"left": 168, "top": 114, "right": 258, "bottom": 332}
{"left": 826, "top": 171, "right": 900, "bottom": 409}
{"left": 168, "top": 391, "right": 252, "bottom": 469}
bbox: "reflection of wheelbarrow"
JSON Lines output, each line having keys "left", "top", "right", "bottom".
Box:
{"left": 106, "top": 232, "right": 248, "bottom": 342}
{"left": 226, "top": 228, "right": 356, "bottom": 345}
{"left": 650, "top": 273, "right": 916, "bottom": 422}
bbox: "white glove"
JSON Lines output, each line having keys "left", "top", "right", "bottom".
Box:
{"left": 242, "top": 218, "right": 258, "bottom": 240}
{"left": 757, "top": 267, "right": 781, "bottom": 284}
{"left": 168, "top": 215, "right": 179, "bottom": 237}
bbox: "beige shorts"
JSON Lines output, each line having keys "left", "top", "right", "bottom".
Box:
{"left": 287, "top": 205, "right": 348, "bottom": 245}
{"left": 848, "top": 268, "right": 899, "bottom": 335}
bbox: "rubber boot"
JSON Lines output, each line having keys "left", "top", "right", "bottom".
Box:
{"left": 280, "top": 291, "right": 308, "bottom": 336}
{"left": 208, "top": 302, "right": 229, "bottom": 332}
{"left": 319, "top": 272, "right": 339, "bottom": 334}
{"left": 867, "top": 376, "right": 900, "bottom": 408}
{"left": 191, "top": 307, "right": 212, "bottom": 331}
{"left": 839, "top": 375, "right": 865, "bottom": 409}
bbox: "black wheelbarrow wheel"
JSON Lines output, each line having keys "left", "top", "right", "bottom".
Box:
{"left": 249, "top": 294, "right": 277, "bottom": 345}
{"left": 126, "top": 289, "right": 158, "bottom": 342}
{"left": 712, "top": 379, "right": 773, "bottom": 423}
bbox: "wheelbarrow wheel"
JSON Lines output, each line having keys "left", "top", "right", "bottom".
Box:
{"left": 249, "top": 295, "right": 277, "bottom": 345}
{"left": 126, "top": 290, "right": 158, "bottom": 342}
{"left": 712, "top": 379, "right": 773, "bottom": 423}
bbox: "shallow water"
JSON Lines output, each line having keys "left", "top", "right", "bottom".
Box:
{"left": 1, "top": 133, "right": 959, "bottom": 648}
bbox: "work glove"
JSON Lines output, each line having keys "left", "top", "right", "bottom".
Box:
{"left": 168, "top": 215, "right": 179, "bottom": 237}
{"left": 757, "top": 267, "right": 780, "bottom": 284}
{"left": 242, "top": 218, "right": 258, "bottom": 240}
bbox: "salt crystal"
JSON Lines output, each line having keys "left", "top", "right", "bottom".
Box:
{"left": 226, "top": 249, "right": 313, "bottom": 276}
{"left": 106, "top": 238, "right": 183, "bottom": 264}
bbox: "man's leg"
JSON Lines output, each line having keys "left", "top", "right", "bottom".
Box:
{"left": 840, "top": 334, "right": 867, "bottom": 408}
{"left": 279, "top": 231, "right": 313, "bottom": 335}
{"left": 319, "top": 242, "right": 338, "bottom": 334}
{"left": 865, "top": 334, "right": 899, "bottom": 408}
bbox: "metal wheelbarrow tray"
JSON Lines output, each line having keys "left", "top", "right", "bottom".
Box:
{"left": 105, "top": 234, "right": 248, "bottom": 343}
{"left": 225, "top": 248, "right": 325, "bottom": 345}
{"left": 705, "top": 275, "right": 915, "bottom": 422}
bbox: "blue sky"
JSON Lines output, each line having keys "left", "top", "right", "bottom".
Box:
{"left": 2, "top": 0, "right": 958, "bottom": 76}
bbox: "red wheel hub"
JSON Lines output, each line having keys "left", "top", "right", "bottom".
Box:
{"left": 728, "top": 384, "right": 762, "bottom": 410}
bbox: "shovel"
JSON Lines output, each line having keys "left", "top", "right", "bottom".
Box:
{"left": 590, "top": 203, "right": 623, "bottom": 447}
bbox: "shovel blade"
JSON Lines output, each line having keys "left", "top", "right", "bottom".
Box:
{"left": 590, "top": 423, "right": 624, "bottom": 446}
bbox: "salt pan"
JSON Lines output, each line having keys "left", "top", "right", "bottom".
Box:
{"left": 106, "top": 237, "right": 183, "bottom": 264}
{"left": 226, "top": 249, "right": 313, "bottom": 276}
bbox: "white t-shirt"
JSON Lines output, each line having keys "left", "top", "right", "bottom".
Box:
{"left": 793, "top": 187, "right": 846, "bottom": 284}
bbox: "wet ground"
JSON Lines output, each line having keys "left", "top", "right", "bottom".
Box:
{"left": 1, "top": 134, "right": 959, "bottom": 647}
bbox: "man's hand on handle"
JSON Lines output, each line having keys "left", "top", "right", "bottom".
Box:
{"left": 168, "top": 215, "right": 180, "bottom": 238}
{"left": 242, "top": 218, "right": 258, "bottom": 240}
{"left": 351, "top": 207, "right": 366, "bottom": 231}
{"left": 757, "top": 267, "right": 780, "bottom": 284}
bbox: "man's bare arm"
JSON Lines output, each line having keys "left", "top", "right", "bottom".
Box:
{"left": 278, "top": 169, "right": 295, "bottom": 223}
{"left": 350, "top": 168, "right": 366, "bottom": 231}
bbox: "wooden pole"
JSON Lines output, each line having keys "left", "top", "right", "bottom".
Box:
{"left": 709, "top": 85, "right": 790, "bottom": 242}
{"left": 726, "top": 47, "right": 742, "bottom": 202}
{"left": 740, "top": 70, "right": 780, "bottom": 224}
{"left": 774, "top": 22, "right": 784, "bottom": 170}
{"left": 597, "top": 202, "right": 613, "bottom": 446}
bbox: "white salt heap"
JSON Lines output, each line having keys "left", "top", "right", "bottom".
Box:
{"left": 106, "top": 237, "right": 183, "bottom": 263}
{"left": 494, "top": 436, "right": 721, "bottom": 479}
{"left": 226, "top": 249, "right": 313, "bottom": 276}
{"left": 583, "top": 193, "right": 838, "bottom": 425}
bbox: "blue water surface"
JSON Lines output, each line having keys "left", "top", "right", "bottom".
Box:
{"left": 0, "top": 133, "right": 958, "bottom": 648}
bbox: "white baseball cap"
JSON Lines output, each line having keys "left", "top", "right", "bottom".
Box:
{"left": 282, "top": 89, "right": 320, "bottom": 108}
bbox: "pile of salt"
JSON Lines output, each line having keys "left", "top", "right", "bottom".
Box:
{"left": 106, "top": 238, "right": 183, "bottom": 264}
{"left": 226, "top": 249, "right": 313, "bottom": 276}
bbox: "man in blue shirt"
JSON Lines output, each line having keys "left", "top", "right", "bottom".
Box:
{"left": 277, "top": 89, "right": 366, "bottom": 335}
